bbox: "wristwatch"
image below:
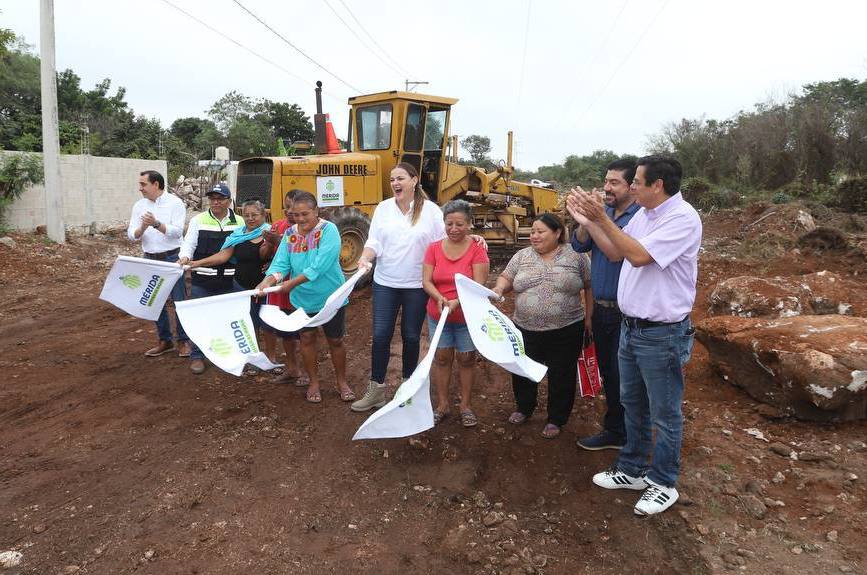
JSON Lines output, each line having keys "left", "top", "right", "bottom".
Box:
{"left": 152, "top": 221, "right": 161, "bottom": 229}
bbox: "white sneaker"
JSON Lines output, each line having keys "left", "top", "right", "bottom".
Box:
{"left": 592, "top": 467, "right": 648, "bottom": 491}
{"left": 633, "top": 479, "right": 678, "bottom": 516}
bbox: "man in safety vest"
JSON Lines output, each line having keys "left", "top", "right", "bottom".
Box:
{"left": 178, "top": 183, "right": 243, "bottom": 374}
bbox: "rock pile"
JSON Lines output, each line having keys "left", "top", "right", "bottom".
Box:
{"left": 708, "top": 271, "right": 867, "bottom": 318}
{"left": 695, "top": 315, "right": 867, "bottom": 421}
{"left": 170, "top": 175, "right": 212, "bottom": 211}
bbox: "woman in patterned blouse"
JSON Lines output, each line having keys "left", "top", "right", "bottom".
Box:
{"left": 492, "top": 213, "right": 593, "bottom": 439}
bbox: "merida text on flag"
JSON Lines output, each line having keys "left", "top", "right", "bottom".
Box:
{"left": 175, "top": 290, "right": 282, "bottom": 376}
{"left": 455, "top": 274, "right": 547, "bottom": 382}
{"left": 99, "top": 256, "right": 185, "bottom": 321}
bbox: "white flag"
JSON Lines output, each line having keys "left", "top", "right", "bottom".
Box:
{"left": 259, "top": 268, "right": 367, "bottom": 332}
{"left": 353, "top": 310, "right": 449, "bottom": 440}
{"left": 175, "top": 290, "right": 283, "bottom": 376}
{"left": 99, "top": 256, "right": 185, "bottom": 321}
{"left": 455, "top": 274, "right": 547, "bottom": 382}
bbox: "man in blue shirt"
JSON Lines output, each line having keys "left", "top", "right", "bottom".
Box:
{"left": 570, "top": 158, "right": 639, "bottom": 450}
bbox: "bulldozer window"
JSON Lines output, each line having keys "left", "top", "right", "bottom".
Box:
{"left": 423, "top": 110, "right": 447, "bottom": 151}
{"left": 404, "top": 104, "right": 425, "bottom": 152}
{"left": 357, "top": 104, "right": 392, "bottom": 150}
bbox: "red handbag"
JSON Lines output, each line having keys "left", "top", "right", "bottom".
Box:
{"left": 578, "top": 331, "right": 603, "bottom": 398}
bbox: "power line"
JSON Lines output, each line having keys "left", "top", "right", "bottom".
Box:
{"left": 515, "top": 0, "right": 533, "bottom": 137}
{"left": 335, "top": 0, "right": 412, "bottom": 79}
{"left": 564, "top": 0, "right": 631, "bottom": 117}
{"left": 231, "top": 0, "right": 363, "bottom": 94}
{"left": 572, "top": 0, "right": 670, "bottom": 128}
{"left": 158, "top": 0, "right": 347, "bottom": 105}
{"left": 321, "top": 0, "right": 403, "bottom": 80}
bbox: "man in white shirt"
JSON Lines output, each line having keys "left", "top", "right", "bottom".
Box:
{"left": 127, "top": 170, "right": 191, "bottom": 358}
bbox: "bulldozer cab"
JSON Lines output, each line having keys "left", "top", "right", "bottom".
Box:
{"left": 349, "top": 92, "right": 457, "bottom": 202}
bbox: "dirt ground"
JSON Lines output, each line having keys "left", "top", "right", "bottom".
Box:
{"left": 0, "top": 205, "right": 865, "bottom": 575}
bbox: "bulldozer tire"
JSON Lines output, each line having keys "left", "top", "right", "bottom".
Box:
{"left": 328, "top": 206, "right": 372, "bottom": 287}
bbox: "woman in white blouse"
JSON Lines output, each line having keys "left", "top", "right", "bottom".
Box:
{"left": 350, "top": 162, "right": 447, "bottom": 411}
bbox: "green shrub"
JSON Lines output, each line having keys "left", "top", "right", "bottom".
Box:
{"left": 703, "top": 187, "right": 742, "bottom": 209}
{"left": 681, "top": 176, "right": 712, "bottom": 206}
{"left": 777, "top": 180, "right": 835, "bottom": 206}
{"left": 837, "top": 177, "right": 867, "bottom": 214}
{"left": 771, "top": 191, "right": 793, "bottom": 204}
{"left": 0, "top": 151, "right": 44, "bottom": 229}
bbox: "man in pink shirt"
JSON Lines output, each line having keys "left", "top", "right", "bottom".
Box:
{"left": 567, "top": 155, "right": 701, "bottom": 516}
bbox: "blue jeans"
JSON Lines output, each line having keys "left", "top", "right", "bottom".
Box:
{"left": 153, "top": 253, "right": 188, "bottom": 343}
{"left": 371, "top": 282, "right": 428, "bottom": 383}
{"left": 592, "top": 305, "right": 625, "bottom": 440}
{"left": 615, "top": 317, "right": 694, "bottom": 487}
{"left": 188, "top": 283, "right": 230, "bottom": 361}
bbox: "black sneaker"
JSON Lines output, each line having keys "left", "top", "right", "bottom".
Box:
{"left": 577, "top": 430, "right": 626, "bottom": 451}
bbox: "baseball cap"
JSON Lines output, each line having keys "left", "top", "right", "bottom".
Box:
{"left": 207, "top": 183, "right": 231, "bottom": 198}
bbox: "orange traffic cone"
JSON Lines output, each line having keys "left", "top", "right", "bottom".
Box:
{"left": 325, "top": 114, "right": 342, "bottom": 154}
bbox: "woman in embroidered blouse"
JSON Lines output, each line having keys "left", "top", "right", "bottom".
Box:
{"left": 492, "top": 213, "right": 593, "bottom": 439}
{"left": 255, "top": 191, "right": 354, "bottom": 404}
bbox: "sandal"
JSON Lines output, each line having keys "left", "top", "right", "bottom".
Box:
{"left": 271, "top": 366, "right": 285, "bottom": 376}
{"left": 541, "top": 423, "right": 561, "bottom": 439}
{"left": 271, "top": 372, "right": 299, "bottom": 385}
{"left": 433, "top": 410, "right": 449, "bottom": 426}
{"left": 508, "top": 411, "right": 528, "bottom": 425}
{"left": 339, "top": 387, "right": 356, "bottom": 402}
{"left": 293, "top": 375, "right": 310, "bottom": 387}
{"left": 460, "top": 410, "right": 478, "bottom": 428}
{"left": 243, "top": 366, "right": 260, "bottom": 377}
{"left": 306, "top": 389, "right": 322, "bottom": 403}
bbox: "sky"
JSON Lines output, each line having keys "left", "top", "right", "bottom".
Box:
{"left": 2, "top": 0, "right": 866, "bottom": 170}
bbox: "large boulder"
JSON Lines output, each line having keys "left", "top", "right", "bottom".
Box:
{"left": 708, "top": 271, "right": 866, "bottom": 318}
{"left": 695, "top": 315, "right": 867, "bottom": 422}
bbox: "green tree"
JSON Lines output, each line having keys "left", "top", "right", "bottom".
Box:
{"left": 207, "top": 91, "right": 255, "bottom": 133}
{"left": 461, "top": 134, "right": 491, "bottom": 164}
{"left": 256, "top": 100, "right": 313, "bottom": 144}
{"left": 0, "top": 33, "right": 40, "bottom": 151}
{"left": 226, "top": 115, "right": 273, "bottom": 159}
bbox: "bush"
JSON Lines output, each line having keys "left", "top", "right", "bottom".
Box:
{"left": 771, "top": 191, "right": 793, "bottom": 204}
{"left": 836, "top": 177, "right": 867, "bottom": 214}
{"left": 680, "top": 176, "right": 712, "bottom": 206}
{"left": 683, "top": 179, "right": 742, "bottom": 211}
{"left": 776, "top": 180, "right": 836, "bottom": 206}
{"left": 702, "top": 187, "right": 742, "bottom": 210}
{"left": 0, "top": 151, "right": 44, "bottom": 230}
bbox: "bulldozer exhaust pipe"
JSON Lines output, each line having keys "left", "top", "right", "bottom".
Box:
{"left": 313, "top": 80, "right": 327, "bottom": 154}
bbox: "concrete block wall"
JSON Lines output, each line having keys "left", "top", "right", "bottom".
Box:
{"left": 2, "top": 151, "right": 167, "bottom": 233}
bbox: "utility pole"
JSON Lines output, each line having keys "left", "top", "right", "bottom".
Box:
{"left": 40, "top": 0, "right": 65, "bottom": 243}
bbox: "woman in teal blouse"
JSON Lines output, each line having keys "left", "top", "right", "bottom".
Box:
{"left": 256, "top": 191, "right": 353, "bottom": 404}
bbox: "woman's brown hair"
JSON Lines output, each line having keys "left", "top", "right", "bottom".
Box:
{"left": 394, "top": 162, "right": 428, "bottom": 225}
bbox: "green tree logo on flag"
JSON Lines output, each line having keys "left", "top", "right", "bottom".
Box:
{"left": 481, "top": 316, "right": 505, "bottom": 342}
{"left": 120, "top": 274, "right": 142, "bottom": 289}
{"left": 326, "top": 180, "right": 335, "bottom": 193}
{"left": 209, "top": 337, "right": 233, "bottom": 357}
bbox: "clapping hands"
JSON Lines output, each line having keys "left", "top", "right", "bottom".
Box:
{"left": 566, "top": 187, "right": 606, "bottom": 225}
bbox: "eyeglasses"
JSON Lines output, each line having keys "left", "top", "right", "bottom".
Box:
{"left": 207, "top": 195, "right": 230, "bottom": 201}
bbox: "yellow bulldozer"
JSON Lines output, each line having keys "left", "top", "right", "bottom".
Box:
{"left": 236, "top": 82, "right": 561, "bottom": 280}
